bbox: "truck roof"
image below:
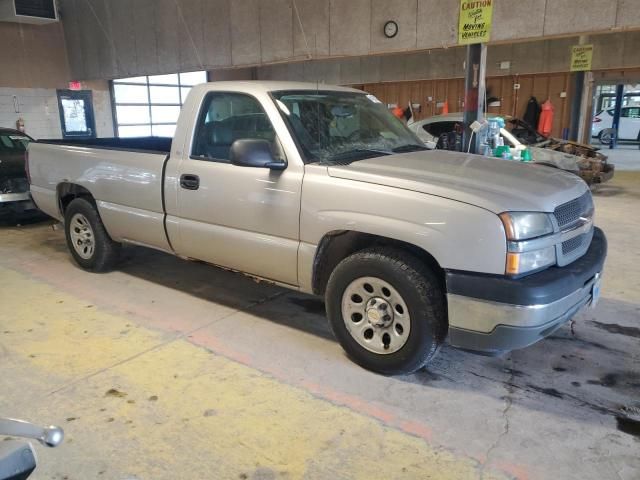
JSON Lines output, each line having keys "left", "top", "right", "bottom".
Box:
{"left": 196, "top": 81, "right": 364, "bottom": 95}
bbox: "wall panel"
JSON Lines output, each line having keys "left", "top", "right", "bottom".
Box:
{"left": 362, "top": 72, "right": 576, "bottom": 138}
{"left": 57, "top": 0, "right": 640, "bottom": 80}
{"left": 177, "top": 0, "right": 205, "bottom": 72}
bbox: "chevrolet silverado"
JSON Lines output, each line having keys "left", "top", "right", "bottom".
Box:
{"left": 27, "top": 82, "right": 607, "bottom": 374}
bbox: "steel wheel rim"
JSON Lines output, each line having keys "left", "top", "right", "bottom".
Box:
{"left": 69, "top": 213, "right": 95, "bottom": 260}
{"left": 341, "top": 276, "right": 411, "bottom": 355}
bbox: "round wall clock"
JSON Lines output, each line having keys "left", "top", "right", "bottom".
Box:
{"left": 384, "top": 20, "right": 399, "bottom": 39}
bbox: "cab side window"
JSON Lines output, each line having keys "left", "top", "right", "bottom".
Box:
{"left": 423, "top": 122, "right": 457, "bottom": 138}
{"left": 192, "top": 93, "right": 276, "bottom": 162}
{"left": 623, "top": 107, "right": 640, "bottom": 119}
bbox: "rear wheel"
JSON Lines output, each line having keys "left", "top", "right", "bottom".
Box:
{"left": 598, "top": 129, "right": 613, "bottom": 146}
{"left": 326, "top": 247, "right": 447, "bottom": 375}
{"left": 64, "top": 197, "right": 120, "bottom": 272}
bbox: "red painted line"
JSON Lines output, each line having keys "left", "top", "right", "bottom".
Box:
{"left": 494, "top": 461, "right": 530, "bottom": 480}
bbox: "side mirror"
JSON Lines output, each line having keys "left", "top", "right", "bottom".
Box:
{"left": 229, "top": 139, "right": 286, "bottom": 170}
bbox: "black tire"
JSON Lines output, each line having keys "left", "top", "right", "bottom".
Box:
{"left": 325, "top": 247, "right": 447, "bottom": 375}
{"left": 64, "top": 197, "right": 120, "bottom": 272}
{"left": 598, "top": 129, "right": 613, "bottom": 146}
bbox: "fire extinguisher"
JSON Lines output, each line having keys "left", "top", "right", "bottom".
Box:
{"left": 16, "top": 117, "right": 25, "bottom": 133}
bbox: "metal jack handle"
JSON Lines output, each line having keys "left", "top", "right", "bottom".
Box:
{"left": 0, "top": 418, "right": 64, "bottom": 448}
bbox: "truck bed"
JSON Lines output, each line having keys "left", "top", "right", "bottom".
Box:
{"left": 37, "top": 136, "right": 172, "bottom": 154}
{"left": 28, "top": 137, "right": 172, "bottom": 252}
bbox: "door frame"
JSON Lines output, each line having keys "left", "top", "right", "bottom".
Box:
{"left": 56, "top": 89, "right": 97, "bottom": 139}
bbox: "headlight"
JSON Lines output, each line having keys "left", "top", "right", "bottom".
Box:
{"left": 499, "top": 212, "right": 554, "bottom": 240}
{"left": 506, "top": 246, "right": 556, "bottom": 276}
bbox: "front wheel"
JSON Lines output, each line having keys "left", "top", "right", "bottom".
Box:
{"left": 64, "top": 197, "right": 120, "bottom": 272}
{"left": 326, "top": 248, "right": 447, "bottom": 375}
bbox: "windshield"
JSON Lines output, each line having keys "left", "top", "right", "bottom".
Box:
{"left": 272, "top": 90, "right": 426, "bottom": 164}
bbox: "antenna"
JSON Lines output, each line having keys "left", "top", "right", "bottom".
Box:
{"left": 293, "top": 0, "right": 312, "bottom": 60}
{"left": 173, "top": 0, "right": 204, "bottom": 70}
{"left": 82, "top": 0, "right": 125, "bottom": 75}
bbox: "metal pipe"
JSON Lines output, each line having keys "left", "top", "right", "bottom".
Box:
{"left": 0, "top": 418, "right": 64, "bottom": 448}
{"left": 462, "top": 43, "right": 487, "bottom": 154}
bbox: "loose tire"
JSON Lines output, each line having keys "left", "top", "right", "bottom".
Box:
{"left": 64, "top": 197, "right": 120, "bottom": 272}
{"left": 326, "top": 247, "right": 447, "bottom": 375}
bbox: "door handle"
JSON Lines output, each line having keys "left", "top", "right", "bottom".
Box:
{"left": 180, "top": 174, "right": 200, "bottom": 190}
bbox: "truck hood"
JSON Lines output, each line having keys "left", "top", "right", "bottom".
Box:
{"left": 327, "top": 150, "right": 588, "bottom": 213}
{"left": 530, "top": 146, "right": 581, "bottom": 172}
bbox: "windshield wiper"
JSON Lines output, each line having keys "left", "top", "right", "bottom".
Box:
{"left": 326, "top": 148, "right": 391, "bottom": 165}
{"left": 392, "top": 144, "right": 428, "bottom": 153}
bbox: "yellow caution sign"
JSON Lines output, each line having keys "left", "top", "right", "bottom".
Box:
{"left": 570, "top": 45, "right": 594, "bottom": 72}
{"left": 458, "top": 0, "right": 494, "bottom": 45}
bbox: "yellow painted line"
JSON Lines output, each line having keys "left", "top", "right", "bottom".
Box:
{"left": 0, "top": 266, "right": 511, "bottom": 479}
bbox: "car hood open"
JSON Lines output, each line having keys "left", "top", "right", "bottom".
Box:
{"left": 327, "top": 150, "right": 588, "bottom": 214}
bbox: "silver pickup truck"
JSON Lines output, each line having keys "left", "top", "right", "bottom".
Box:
{"left": 27, "top": 81, "right": 607, "bottom": 374}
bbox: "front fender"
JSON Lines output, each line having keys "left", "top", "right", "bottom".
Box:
{"left": 300, "top": 174, "right": 507, "bottom": 279}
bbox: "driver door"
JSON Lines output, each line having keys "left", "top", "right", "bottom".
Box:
{"left": 171, "top": 92, "right": 303, "bottom": 286}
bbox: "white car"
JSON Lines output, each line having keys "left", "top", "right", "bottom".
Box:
{"left": 408, "top": 113, "right": 614, "bottom": 184}
{"left": 408, "top": 113, "right": 580, "bottom": 167}
{"left": 591, "top": 106, "right": 640, "bottom": 144}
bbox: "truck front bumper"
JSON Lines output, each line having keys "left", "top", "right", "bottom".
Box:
{"left": 446, "top": 227, "right": 607, "bottom": 354}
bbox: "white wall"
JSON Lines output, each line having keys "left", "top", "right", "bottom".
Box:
{"left": 92, "top": 88, "right": 115, "bottom": 138}
{"left": 0, "top": 88, "right": 62, "bottom": 139}
{"left": 0, "top": 87, "right": 114, "bottom": 140}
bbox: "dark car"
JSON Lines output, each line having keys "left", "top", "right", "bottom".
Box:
{"left": 0, "top": 128, "right": 39, "bottom": 220}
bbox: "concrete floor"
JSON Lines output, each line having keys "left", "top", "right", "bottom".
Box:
{"left": 1, "top": 173, "right": 639, "bottom": 480}
{"left": 590, "top": 142, "right": 639, "bottom": 171}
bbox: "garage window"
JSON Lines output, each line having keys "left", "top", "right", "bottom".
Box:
{"left": 112, "top": 71, "right": 207, "bottom": 138}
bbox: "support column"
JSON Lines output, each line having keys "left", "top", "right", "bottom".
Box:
{"left": 462, "top": 43, "right": 487, "bottom": 154}
{"left": 610, "top": 84, "right": 624, "bottom": 150}
{"left": 569, "top": 36, "right": 589, "bottom": 142}
{"left": 578, "top": 72, "right": 594, "bottom": 144}
{"left": 569, "top": 73, "right": 585, "bottom": 141}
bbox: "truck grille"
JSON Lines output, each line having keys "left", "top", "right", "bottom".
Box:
{"left": 562, "top": 232, "right": 591, "bottom": 256}
{"left": 554, "top": 191, "right": 595, "bottom": 267}
{"left": 554, "top": 191, "right": 594, "bottom": 229}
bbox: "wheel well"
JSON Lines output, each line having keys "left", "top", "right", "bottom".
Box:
{"left": 57, "top": 183, "right": 95, "bottom": 216}
{"left": 312, "top": 231, "right": 444, "bottom": 296}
